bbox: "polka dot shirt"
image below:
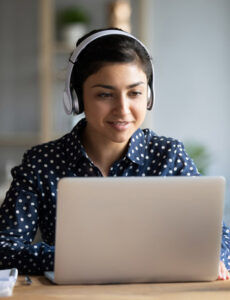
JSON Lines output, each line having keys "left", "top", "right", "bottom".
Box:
{"left": 0, "top": 118, "right": 229, "bottom": 274}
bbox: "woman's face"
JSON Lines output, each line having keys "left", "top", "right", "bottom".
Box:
{"left": 82, "top": 62, "right": 148, "bottom": 146}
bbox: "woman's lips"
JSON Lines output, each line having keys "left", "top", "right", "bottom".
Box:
{"left": 108, "top": 121, "right": 132, "bottom": 131}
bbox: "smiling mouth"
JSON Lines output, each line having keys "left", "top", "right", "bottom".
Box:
{"left": 111, "top": 121, "right": 129, "bottom": 125}
{"left": 108, "top": 121, "right": 133, "bottom": 130}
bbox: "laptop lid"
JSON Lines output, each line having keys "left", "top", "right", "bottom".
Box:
{"left": 52, "top": 176, "right": 225, "bottom": 284}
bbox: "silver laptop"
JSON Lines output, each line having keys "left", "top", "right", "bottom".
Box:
{"left": 45, "top": 176, "right": 225, "bottom": 284}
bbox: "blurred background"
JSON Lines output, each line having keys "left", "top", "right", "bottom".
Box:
{"left": 0, "top": 0, "right": 229, "bottom": 225}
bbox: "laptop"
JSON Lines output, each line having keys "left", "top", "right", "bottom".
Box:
{"left": 45, "top": 176, "right": 225, "bottom": 284}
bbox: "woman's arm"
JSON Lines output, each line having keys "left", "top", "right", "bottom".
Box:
{"left": 0, "top": 151, "right": 54, "bottom": 274}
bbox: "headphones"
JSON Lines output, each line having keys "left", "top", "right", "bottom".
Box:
{"left": 63, "top": 29, "right": 155, "bottom": 115}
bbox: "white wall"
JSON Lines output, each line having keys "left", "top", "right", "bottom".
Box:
{"left": 148, "top": 0, "right": 230, "bottom": 224}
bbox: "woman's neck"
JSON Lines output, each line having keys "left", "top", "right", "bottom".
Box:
{"left": 81, "top": 129, "right": 128, "bottom": 176}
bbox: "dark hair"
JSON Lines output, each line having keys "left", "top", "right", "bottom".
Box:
{"left": 70, "top": 28, "right": 152, "bottom": 112}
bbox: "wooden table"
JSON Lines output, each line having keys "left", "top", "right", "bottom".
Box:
{"left": 6, "top": 276, "right": 230, "bottom": 299}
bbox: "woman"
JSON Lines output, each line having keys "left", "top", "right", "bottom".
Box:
{"left": 0, "top": 28, "right": 229, "bottom": 279}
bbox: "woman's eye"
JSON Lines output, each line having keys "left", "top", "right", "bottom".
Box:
{"left": 97, "top": 92, "right": 113, "bottom": 99}
{"left": 129, "top": 91, "right": 142, "bottom": 97}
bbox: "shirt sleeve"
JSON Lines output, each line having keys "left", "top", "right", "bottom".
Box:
{"left": 171, "top": 140, "right": 200, "bottom": 176}
{"left": 221, "top": 223, "right": 230, "bottom": 270}
{"left": 0, "top": 150, "right": 54, "bottom": 275}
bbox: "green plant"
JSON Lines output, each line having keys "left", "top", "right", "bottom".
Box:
{"left": 184, "top": 141, "right": 211, "bottom": 175}
{"left": 57, "top": 6, "right": 90, "bottom": 26}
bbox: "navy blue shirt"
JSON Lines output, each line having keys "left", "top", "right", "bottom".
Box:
{"left": 0, "top": 118, "right": 229, "bottom": 274}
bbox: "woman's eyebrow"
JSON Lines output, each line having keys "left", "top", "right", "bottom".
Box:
{"left": 92, "top": 84, "right": 115, "bottom": 90}
{"left": 91, "top": 82, "right": 145, "bottom": 89}
{"left": 128, "top": 81, "right": 145, "bottom": 88}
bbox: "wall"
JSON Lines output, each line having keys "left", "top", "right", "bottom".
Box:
{"left": 150, "top": 0, "right": 230, "bottom": 225}
{"left": 0, "top": 1, "right": 40, "bottom": 135}
{"left": 0, "top": 0, "right": 40, "bottom": 182}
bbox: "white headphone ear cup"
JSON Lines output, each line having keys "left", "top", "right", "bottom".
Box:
{"left": 72, "top": 89, "right": 80, "bottom": 114}
{"left": 147, "top": 85, "right": 153, "bottom": 110}
{"left": 63, "top": 91, "right": 73, "bottom": 115}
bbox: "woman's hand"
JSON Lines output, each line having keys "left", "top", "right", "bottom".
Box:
{"left": 218, "top": 261, "right": 230, "bottom": 280}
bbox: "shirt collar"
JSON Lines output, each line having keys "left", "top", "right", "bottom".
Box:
{"left": 125, "top": 128, "right": 146, "bottom": 166}
{"left": 65, "top": 118, "right": 146, "bottom": 166}
{"left": 64, "top": 118, "right": 89, "bottom": 164}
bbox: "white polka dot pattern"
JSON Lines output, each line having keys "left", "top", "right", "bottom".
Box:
{"left": 0, "top": 118, "right": 229, "bottom": 274}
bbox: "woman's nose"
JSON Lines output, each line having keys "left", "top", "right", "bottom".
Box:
{"left": 114, "top": 94, "right": 130, "bottom": 114}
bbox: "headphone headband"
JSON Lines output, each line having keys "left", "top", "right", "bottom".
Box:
{"left": 63, "top": 29, "right": 155, "bottom": 114}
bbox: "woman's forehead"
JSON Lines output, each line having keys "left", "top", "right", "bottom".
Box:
{"left": 85, "top": 62, "right": 147, "bottom": 85}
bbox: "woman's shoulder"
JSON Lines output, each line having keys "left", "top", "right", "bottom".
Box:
{"left": 142, "top": 128, "right": 184, "bottom": 148}
{"left": 25, "top": 134, "right": 68, "bottom": 158}
{"left": 25, "top": 118, "right": 85, "bottom": 159}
